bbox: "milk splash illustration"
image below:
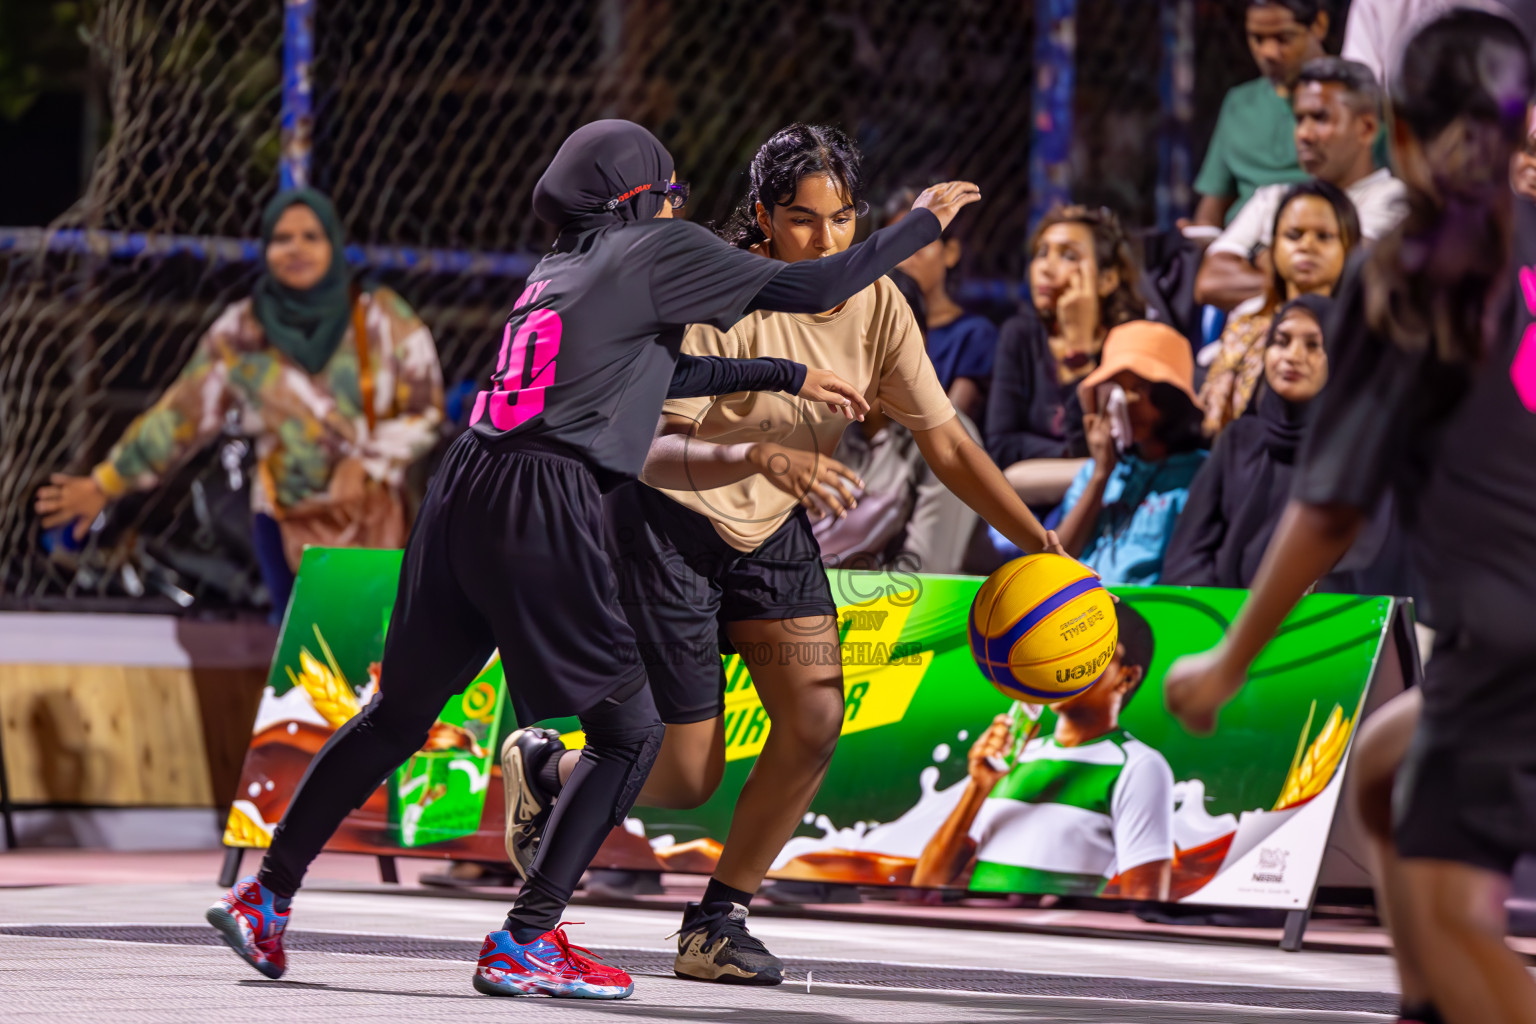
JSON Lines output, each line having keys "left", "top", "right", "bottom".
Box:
{"left": 770, "top": 744, "right": 1245, "bottom": 873}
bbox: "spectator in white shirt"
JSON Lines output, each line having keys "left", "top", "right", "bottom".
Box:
{"left": 1342, "top": 0, "right": 1516, "bottom": 88}
{"left": 1196, "top": 58, "right": 1406, "bottom": 312}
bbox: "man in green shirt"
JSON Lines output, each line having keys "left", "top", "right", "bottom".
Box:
{"left": 1191, "top": 0, "right": 1330, "bottom": 227}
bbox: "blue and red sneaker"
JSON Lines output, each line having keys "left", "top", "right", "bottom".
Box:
{"left": 205, "top": 876, "right": 291, "bottom": 979}
{"left": 472, "top": 925, "right": 634, "bottom": 999}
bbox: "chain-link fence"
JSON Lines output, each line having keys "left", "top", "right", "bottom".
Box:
{"left": 0, "top": 0, "right": 1304, "bottom": 613}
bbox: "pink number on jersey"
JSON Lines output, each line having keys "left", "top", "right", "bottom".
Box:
{"left": 1513, "top": 266, "right": 1536, "bottom": 412}
{"left": 474, "top": 309, "right": 563, "bottom": 431}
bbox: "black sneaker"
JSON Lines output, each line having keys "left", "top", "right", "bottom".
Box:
{"left": 499, "top": 727, "right": 563, "bottom": 880}
{"left": 672, "top": 901, "right": 783, "bottom": 985}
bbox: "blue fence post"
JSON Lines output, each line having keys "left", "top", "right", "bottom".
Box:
{"left": 281, "top": 0, "right": 315, "bottom": 190}
{"left": 1157, "top": 0, "right": 1196, "bottom": 229}
{"left": 1029, "top": 0, "right": 1077, "bottom": 234}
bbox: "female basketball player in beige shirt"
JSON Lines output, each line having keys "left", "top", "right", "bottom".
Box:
{"left": 508, "top": 125, "right": 1065, "bottom": 984}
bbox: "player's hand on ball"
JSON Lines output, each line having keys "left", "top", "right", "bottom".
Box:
{"left": 748, "top": 443, "right": 863, "bottom": 520}
{"left": 799, "top": 368, "right": 870, "bottom": 421}
{"left": 1164, "top": 646, "right": 1247, "bottom": 736}
{"left": 912, "top": 181, "right": 982, "bottom": 232}
{"left": 1043, "top": 529, "right": 1068, "bottom": 558}
{"left": 968, "top": 713, "right": 1013, "bottom": 789}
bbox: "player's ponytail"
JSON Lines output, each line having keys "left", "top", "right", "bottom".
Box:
{"left": 721, "top": 124, "right": 867, "bottom": 249}
{"left": 1366, "top": 10, "right": 1533, "bottom": 364}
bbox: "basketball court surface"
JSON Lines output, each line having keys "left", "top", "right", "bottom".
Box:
{"left": 0, "top": 850, "right": 1422, "bottom": 1023}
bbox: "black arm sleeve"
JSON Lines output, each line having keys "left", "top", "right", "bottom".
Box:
{"left": 984, "top": 311, "right": 1070, "bottom": 466}
{"left": 745, "top": 209, "right": 943, "bottom": 314}
{"left": 667, "top": 354, "right": 807, "bottom": 399}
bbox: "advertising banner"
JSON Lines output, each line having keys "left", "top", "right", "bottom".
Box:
{"left": 225, "top": 548, "right": 1393, "bottom": 911}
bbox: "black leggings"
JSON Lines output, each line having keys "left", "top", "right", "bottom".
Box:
{"left": 256, "top": 434, "right": 665, "bottom": 935}
{"left": 257, "top": 680, "right": 661, "bottom": 933}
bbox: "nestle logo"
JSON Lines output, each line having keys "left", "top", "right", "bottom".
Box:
{"left": 1251, "top": 847, "right": 1288, "bottom": 884}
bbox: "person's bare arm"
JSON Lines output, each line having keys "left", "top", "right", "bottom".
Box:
{"left": 1192, "top": 194, "right": 1235, "bottom": 229}
{"left": 639, "top": 414, "right": 864, "bottom": 519}
{"left": 1194, "top": 251, "right": 1269, "bottom": 312}
{"left": 1164, "top": 501, "right": 1365, "bottom": 734}
{"left": 913, "top": 714, "right": 1012, "bottom": 888}
{"left": 1117, "top": 860, "right": 1173, "bottom": 901}
{"left": 909, "top": 414, "right": 1059, "bottom": 555}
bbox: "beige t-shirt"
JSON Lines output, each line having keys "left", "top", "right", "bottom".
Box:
{"left": 660, "top": 276, "right": 957, "bottom": 551}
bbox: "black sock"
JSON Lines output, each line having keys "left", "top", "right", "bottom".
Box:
{"left": 702, "top": 877, "right": 755, "bottom": 908}
{"left": 1400, "top": 1002, "right": 1446, "bottom": 1024}
{"left": 536, "top": 746, "right": 566, "bottom": 798}
{"left": 503, "top": 914, "right": 546, "bottom": 945}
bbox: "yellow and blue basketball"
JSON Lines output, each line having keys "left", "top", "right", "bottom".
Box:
{"left": 968, "top": 554, "right": 1119, "bottom": 704}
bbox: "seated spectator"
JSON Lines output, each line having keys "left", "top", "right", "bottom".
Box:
{"left": 1190, "top": 0, "right": 1328, "bottom": 227}
{"left": 885, "top": 189, "right": 998, "bottom": 422}
{"left": 34, "top": 188, "right": 445, "bottom": 615}
{"left": 1163, "top": 296, "right": 1329, "bottom": 587}
{"left": 1054, "top": 322, "right": 1207, "bottom": 586}
{"left": 813, "top": 409, "right": 982, "bottom": 576}
{"left": 1196, "top": 58, "right": 1405, "bottom": 311}
{"left": 986, "top": 205, "right": 1145, "bottom": 508}
{"left": 1199, "top": 180, "right": 1358, "bottom": 435}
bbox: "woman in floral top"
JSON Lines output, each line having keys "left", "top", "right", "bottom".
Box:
{"left": 35, "top": 188, "right": 445, "bottom": 611}
{"left": 1198, "top": 180, "right": 1358, "bottom": 436}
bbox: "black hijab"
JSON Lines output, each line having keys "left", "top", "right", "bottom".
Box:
{"left": 251, "top": 188, "right": 354, "bottom": 375}
{"left": 532, "top": 119, "right": 674, "bottom": 242}
{"left": 1256, "top": 294, "right": 1334, "bottom": 463}
{"left": 1163, "top": 293, "right": 1335, "bottom": 587}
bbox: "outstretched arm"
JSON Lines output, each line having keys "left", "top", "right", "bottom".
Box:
{"left": 37, "top": 320, "right": 234, "bottom": 539}
{"left": 909, "top": 414, "right": 1059, "bottom": 556}
{"left": 746, "top": 182, "right": 979, "bottom": 314}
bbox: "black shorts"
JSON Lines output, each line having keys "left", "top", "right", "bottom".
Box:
{"left": 603, "top": 481, "right": 837, "bottom": 725}
{"left": 383, "top": 432, "right": 647, "bottom": 727}
{"left": 1392, "top": 629, "right": 1536, "bottom": 875}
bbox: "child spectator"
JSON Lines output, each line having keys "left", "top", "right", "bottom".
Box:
{"left": 1195, "top": 58, "right": 1405, "bottom": 312}
{"left": 1190, "top": 0, "right": 1329, "bottom": 227}
{"left": 1054, "top": 321, "right": 1207, "bottom": 586}
{"left": 885, "top": 189, "right": 997, "bottom": 422}
{"left": 1199, "top": 180, "right": 1358, "bottom": 435}
{"left": 986, "top": 205, "right": 1145, "bottom": 508}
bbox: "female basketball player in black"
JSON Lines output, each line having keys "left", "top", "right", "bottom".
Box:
{"left": 203, "top": 118, "right": 979, "bottom": 1000}
{"left": 1164, "top": 14, "right": 1536, "bottom": 1024}
{"left": 503, "top": 124, "right": 1064, "bottom": 985}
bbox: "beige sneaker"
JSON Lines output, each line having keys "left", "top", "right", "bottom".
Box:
{"left": 672, "top": 901, "right": 783, "bottom": 985}
{"left": 499, "top": 727, "right": 562, "bottom": 879}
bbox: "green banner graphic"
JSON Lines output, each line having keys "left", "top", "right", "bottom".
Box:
{"left": 225, "top": 548, "right": 1391, "bottom": 909}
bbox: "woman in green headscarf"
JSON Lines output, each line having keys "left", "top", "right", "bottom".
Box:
{"left": 35, "top": 188, "right": 446, "bottom": 614}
